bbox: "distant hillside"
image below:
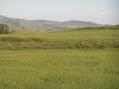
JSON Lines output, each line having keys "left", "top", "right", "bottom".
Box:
{"left": 0, "top": 15, "right": 102, "bottom": 31}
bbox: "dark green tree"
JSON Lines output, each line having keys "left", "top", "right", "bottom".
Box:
{"left": 0, "top": 23, "right": 9, "bottom": 34}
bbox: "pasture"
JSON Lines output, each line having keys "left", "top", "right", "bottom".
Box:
{"left": 0, "top": 29, "right": 119, "bottom": 49}
{"left": 0, "top": 48, "right": 119, "bottom": 89}
{"left": 0, "top": 28, "right": 119, "bottom": 89}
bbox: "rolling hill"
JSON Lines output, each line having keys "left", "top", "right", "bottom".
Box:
{"left": 0, "top": 15, "right": 101, "bottom": 31}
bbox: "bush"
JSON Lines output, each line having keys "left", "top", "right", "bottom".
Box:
{"left": 0, "top": 23, "right": 9, "bottom": 34}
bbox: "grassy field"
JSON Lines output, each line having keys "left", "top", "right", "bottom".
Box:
{"left": 5, "top": 28, "right": 119, "bottom": 39}
{"left": 0, "top": 29, "right": 119, "bottom": 49}
{"left": 0, "top": 27, "right": 119, "bottom": 89}
{"left": 0, "top": 48, "right": 119, "bottom": 89}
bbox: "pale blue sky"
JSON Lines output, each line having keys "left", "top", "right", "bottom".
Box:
{"left": 0, "top": 0, "right": 119, "bottom": 24}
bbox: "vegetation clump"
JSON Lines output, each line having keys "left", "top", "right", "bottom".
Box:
{"left": 0, "top": 23, "right": 9, "bottom": 34}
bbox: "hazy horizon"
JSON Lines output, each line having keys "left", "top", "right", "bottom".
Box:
{"left": 0, "top": 0, "right": 119, "bottom": 25}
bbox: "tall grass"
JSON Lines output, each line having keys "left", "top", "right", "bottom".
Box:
{"left": 0, "top": 49, "right": 119, "bottom": 89}
{"left": 0, "top": 27, "right": 119, "bottom": 89}
{"left": 0, "top": 29, "right": 119, "bottom": 49}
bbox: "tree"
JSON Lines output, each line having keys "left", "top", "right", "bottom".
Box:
{"left": 0, "top": 23, "right": 9, "bottom": 34}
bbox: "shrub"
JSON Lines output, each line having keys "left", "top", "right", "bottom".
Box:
{"left": 0, "top": 23, "right": 9, "bottom": 34}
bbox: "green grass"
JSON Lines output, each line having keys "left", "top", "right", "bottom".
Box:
{"left": 0, "top": 29, "right": 119, "bottom": 49}
{"left": 0, "top": 28, "right": 119, "bottom": 89}
{"left": 10, "top": 29, "right": 119, "bottom": 39}
{"left": 0, "top": 48, "right": 119, "bottom": 89}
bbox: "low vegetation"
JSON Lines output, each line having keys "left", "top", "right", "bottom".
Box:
{"left": 0, "top": 26, "right": 119, "bottom": 89}
{"left": 0, "top": 48, "right": 119, "bottom": 89}
{"left": 0, "top": 27, "right": 119, "bottom": 49}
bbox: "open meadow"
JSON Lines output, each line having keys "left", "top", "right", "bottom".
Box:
{"left": 0, "top": 49, "right": 119, "bottom": 89}
{"left": 0, "top": 28, "right": 119, "bottom": 49}
{"left": 0, "top": 28, "right": 119, "bottom": 89}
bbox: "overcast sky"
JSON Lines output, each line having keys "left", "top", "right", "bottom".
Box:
{"left": 0, "top": 0, "right": 119, "bottom": 24}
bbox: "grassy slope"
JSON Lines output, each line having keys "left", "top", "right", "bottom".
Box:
{"left": 0, "top": 48, "right": 119, "bottom": 89}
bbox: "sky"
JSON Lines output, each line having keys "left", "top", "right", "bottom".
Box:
{"left": 0, "top": 0, "right": 119, "bottom": 24}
